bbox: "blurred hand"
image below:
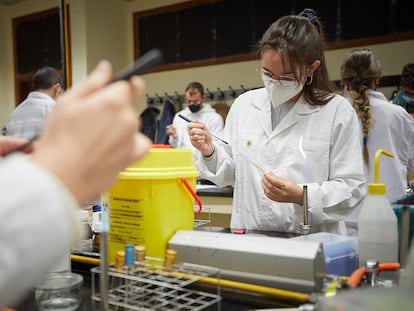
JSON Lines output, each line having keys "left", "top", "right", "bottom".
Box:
{"left": 30, "top": 60, "right": 151, "bottom": 204}
{"left": 166, "top": 124, "right": 177, "bottom": 138}
{"left": 0, "top": 136, "right": 33, "bottom": 158}
{"left": 261, "top": 172, "right": 304, "bottom": 204}
{"left": 187, "top": 121, "right": 213, "bottom": 155}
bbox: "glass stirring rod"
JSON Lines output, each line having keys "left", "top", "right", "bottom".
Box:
{"left": 178, "top": 113, "right": 268, "bottom": 174}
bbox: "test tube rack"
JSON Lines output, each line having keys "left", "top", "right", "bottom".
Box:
{"left": 91, "top": 257, "right": 221, "bottom": 310}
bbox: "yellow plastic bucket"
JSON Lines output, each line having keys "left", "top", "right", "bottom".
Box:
{"left": 107, "top": 147, "right": 199, "bottom": 262}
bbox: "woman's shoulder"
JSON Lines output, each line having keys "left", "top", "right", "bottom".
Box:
{"left": 322, "top": 93, "right": 355, "bottom": 112}
{"left": 233, "top": 87, "right": 267, "bottom": 106}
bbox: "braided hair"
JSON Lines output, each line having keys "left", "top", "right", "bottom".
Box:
{"left": 340, "top": 49, "right": 381, "bottom": 166}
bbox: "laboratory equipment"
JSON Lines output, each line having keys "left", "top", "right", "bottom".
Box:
{"left": 168, "top": 229, "right": 325, "bottom": 293}
{"left": 34, "top": 272, "right": 83, "bottom": 311}
{"left": 91, "top": 253, "right": 221, "bottom": 310}
{"left": 358, "top": 149, "right": 399, "bottom": 267}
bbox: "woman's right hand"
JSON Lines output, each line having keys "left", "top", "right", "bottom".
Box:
{"left": 187, "top": 121, "right": 214, "bottom": 155}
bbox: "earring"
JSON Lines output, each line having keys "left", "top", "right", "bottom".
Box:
{"left": 306, "top": 75, "right": 313, "bottom": 85}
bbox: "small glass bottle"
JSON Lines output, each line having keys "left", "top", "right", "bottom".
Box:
{"left": 92, "top": 202, "right": 102, "bottom": 253}
{"left": 163, "top": 249, "right": 177, "bottom": 271}
{"left": 135, "top": 245, "right": 146, "bottom": 267}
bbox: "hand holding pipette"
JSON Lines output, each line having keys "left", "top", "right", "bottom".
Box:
{"left": 181, "top": 114, "right": 221, "bottom": 157}
{"left": 183, "top": 113, "right": 302, "bottom": 201}
{"left": 10, "top": 49, "right": 164, "bottom": 154}
{"left": 179, "top": 114, "right": 228, "bottom": 145}
{"left": 181, "top": 113, "right": 269, "bottom": 173}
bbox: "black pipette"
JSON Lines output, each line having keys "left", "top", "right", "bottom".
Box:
{"left": 111, "top": 48, "right": 163, "bottom": 82}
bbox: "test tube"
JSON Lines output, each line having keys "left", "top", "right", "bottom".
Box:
{"left": 124, "top": 244, "right": 135, "bottom": 306}
{"left": 125, "top": 244, "right": 135, "bottom": 269}
{"left": 114, "top": 250, "right": 125, "bottom": 272}
{"left": 111, "top": 250, "right": 125, "bottom": 295}
{"left": 134, "top": 245, "right": 146, "bottom": 267}
{"left": 163, "top": 249, "right": 177, "bottom": 271}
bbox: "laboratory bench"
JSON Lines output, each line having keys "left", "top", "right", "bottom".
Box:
{"left": 12, "top": 227, "right": 303, "bottom": 311}
{"left": 13, "top": 258, "right": 298, "bottom": 311}
{"left": 11, "top": 185, "right": 310, "bottom": 311}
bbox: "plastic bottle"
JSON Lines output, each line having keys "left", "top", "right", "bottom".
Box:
{"left": 92, "top": 200, "right": 102, "bottom": 253}
{"left": 358, "top": 149, "right": 399, "bottom": 267}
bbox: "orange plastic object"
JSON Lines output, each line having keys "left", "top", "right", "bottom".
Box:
{"left": 181, "top": 178, "right": 203, "bottom": 215}
{"left": 347, "top": 262, "right": 400, "bottom": 288}
{"left": 151, "top": 144, "right": 172, "bottom": 148}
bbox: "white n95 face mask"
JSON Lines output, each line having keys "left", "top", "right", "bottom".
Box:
{"left": 263, "top": 78, "right": 304, "bottom": 108}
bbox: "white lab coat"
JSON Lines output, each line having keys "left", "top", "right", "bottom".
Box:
{"left": 169, "top": 103, "right": 224, "bottom": 168}
{"left": 196, "top": 88, "right": 366, "bottom": 235}
{"left": 0, "top": 154, "right": 81, "bottom": 306}
{"left": 344, "top": 90, "right": 414, "bottom": 232}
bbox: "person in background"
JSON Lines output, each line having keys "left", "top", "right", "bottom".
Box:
{"left": 340, "top": 49, "right": 414, "bottom": 235}
{"left": 6, "top": 66, "right": 62, "bottom": 139}
{"left": 166, "top": 81, "right": 224, "bottom": 166}
{"left": 186, "top": 9, "right": 366, "bottom": 235}
{"left": 391, "top": 63, "right": 414, "bottom": 117}
{"left": 0, "top": 60, "right": 151, "bottom": 307}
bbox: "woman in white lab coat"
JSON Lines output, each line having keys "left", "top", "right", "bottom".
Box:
{"left": 0, "top": 61, "right": 151, "bottom": 307}
{"left": 187, "top": 9, "right": 366, "bottom": 235}
{"left": 340, "top": 49, "right": 414, "bottom": 234}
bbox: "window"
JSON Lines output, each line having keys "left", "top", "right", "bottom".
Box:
{"left": 134, "top": 0, "right": 414, "bottom": 72}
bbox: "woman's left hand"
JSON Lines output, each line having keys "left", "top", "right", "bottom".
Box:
{"left": 261, "top": 172, "right": 304, "bottom": 204}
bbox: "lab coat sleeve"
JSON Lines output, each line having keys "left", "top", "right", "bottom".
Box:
{"left": 0, "top": 154, "right": 82, "bottom": 306}
{"left": 303, "top": 101, "right": 366, "bottom": 227}
{"left": 196, "top": 103, "right": 238, "bottom": 187}
{"left": 207, "top": 112, "right": 225, "bottom": 137}
{"left": 403, "top": 112, "right": 414, "bottom": 179}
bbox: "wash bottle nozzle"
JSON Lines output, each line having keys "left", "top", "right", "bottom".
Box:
{"left": 368, "top": 149, "right": 394, "bottom": 195}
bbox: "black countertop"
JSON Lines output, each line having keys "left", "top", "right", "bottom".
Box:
{"left": 196, "top": 184, "right": 233, "bottom": 198}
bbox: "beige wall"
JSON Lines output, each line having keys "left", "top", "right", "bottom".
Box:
{"left": 0, "top": 0, "right": 57, "bottom": 128}
{"left": 1, "top": 0, "right": 413, "bottom": 127}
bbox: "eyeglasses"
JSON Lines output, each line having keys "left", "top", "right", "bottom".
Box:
{"left": 256, "top": 68, "right": 298, "bottom": 87}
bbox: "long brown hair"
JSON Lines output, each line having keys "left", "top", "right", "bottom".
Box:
{"left": 256, "top": 9, "right": 336, "bottom": 105}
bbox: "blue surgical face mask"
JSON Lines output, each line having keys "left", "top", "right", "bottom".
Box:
{"left": 401, "top": 94, "right": 414, "bottom": 106}
{"left": 394, "top": 90, "right": 414, "bottom": 110}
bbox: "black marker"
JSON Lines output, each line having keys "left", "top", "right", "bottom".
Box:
{"left": 178, "top": 113, "right": 229, "bottom": 145}
{"left": 11, "top": 49, "right": 164, "bottom": 153}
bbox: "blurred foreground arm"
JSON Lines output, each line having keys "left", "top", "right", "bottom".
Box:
{"left": 0, "top": 60, "right": 151, "bottom": 306}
